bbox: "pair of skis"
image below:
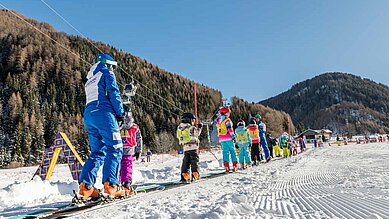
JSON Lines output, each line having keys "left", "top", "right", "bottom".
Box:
{"left": 13, "top": 184, "right": 164, "bottom": 219}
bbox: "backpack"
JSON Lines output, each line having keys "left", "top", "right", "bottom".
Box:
{"left": 177, "top": 126, "right": 191, "bottom": 144}
{"left": 216, "top": 118, "right": 231, "bottom": 135}
{"left": 248, "top": 126, "right": 259, "bottom": 140}
{"left": 281, "top": 137, "right": 288, "bottom": 148}
{"left": 236, "top": 130, "right": 249, "bottom": 144}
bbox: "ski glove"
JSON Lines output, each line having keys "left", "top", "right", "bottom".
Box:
{"left": 116, "top": 114, "right": 125, "bottom": 123}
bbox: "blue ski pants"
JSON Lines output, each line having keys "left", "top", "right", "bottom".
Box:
{"left": 221, "top": 140, "right": 237, "bottom": 163}
{"left": 239, "top": 146, "right": 251, "bottom": 164}
{"left": 79, "top": 110, "right": 123, "bottom": 186}
{"left": 260, "top": 133, "right": 271, "bottom": 159}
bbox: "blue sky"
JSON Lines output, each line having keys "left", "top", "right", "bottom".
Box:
{"left": 1, "top": 0, "right": 389, "bottom": 102}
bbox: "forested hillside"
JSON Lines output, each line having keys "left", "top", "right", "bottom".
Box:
{"left": 260, "top": 72, "right": 389, "bottom": 135}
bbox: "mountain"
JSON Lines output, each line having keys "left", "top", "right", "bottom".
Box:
{"left": 0, "top": 10, "right": 292, "bottom": 167}
{"left": 260, "top": 72, "right": 389, "bottom": 135}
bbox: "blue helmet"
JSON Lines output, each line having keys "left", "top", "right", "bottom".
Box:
{"left": 95, "top": 53, "right": 117, "bottom": 66}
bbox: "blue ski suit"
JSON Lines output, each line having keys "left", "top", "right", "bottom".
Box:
{"left": 235, "top": 127, "right": 252, "bottom": 165}
{"left": 257, "top": 121, "right": 271, "bottom": 159}
{"left": 79, "top": 61, "right": 125, "bottom": 186}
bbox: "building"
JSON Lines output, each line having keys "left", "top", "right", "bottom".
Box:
{"left": 298, "top": 129, "right": 333, "bottom": 142}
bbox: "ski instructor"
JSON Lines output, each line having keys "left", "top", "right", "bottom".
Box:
{"left": 78, "top": 54, "right": 129, "bottom": 199}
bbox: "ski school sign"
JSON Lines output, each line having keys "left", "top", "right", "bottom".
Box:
{"left": 33, "top": 132, "right": 84, "bottom": 181}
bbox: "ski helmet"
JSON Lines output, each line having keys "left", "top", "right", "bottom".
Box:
{"left": 254, "top": 114, "right": 261, "bottom": 119}
{"left": 181, "top": 112, "right": 196, "bottom": 124}
{"left": 121, "top": 110, "right": 134, "bottom": 130}
{"left": 95, "top": 53, "right": 117, "bottom": 69}
{"left": 219, "top": 107, "right": 231, "bottom": 115}
{"left": 237, "top": 120, "right": 245, "bottom": 127}
{"left": 249, "top": 118, "right": 256, "bottom": 125}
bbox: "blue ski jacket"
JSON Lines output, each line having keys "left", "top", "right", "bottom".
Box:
{"left": 84, "top": 62, "right": 124, "bottom": 116}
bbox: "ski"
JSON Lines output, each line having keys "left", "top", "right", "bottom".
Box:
{"left": 14, "top": 184, "right": 164, "bottom": 219}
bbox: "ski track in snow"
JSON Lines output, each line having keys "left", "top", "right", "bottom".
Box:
{"left": 72, "top": 143, "right": 389, "bottom": 219}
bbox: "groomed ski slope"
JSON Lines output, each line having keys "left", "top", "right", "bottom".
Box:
{"left": 74, "top": 143, "right": 389, "bottom": 219}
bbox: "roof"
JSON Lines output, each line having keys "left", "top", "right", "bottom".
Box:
{"left": 298, "top": 129, "right": 333, "bottom": 137}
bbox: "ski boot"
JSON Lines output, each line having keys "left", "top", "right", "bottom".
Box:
{"left": 240, "top": 163, "right": 245, "bottom": 170}
{"left": 192, "top": 172, "right": 200, "bottom": 181}
{"left": 181, "top": 172, "right": 192, "bottom": 183}
{"left": 122, "top": 181, "right": 136, "bottom": 196}
{"left": 232, "top": 162, "right": 239, "bottom": 172}
{"left": 224, "top": 162, "right": 230, "bottom": 173}
{"left": 77, "top": 182, "right": 100, "bottom": 201}
{"left": 266, "top": 156, "right": 272, "bottom": 162}
{"left": 103, "top": 182, "right": 128, "bottom": 199}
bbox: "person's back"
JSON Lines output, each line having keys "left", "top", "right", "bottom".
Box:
{"left": 177, "top": 112, "right": 202, "bottom": 182}
{"left": 119, "top": 122, "right": 142, "bottom": 194}
{"left": 215, "top": 107, "right": 238, "bottom": 172}
{"left": 248, "top": 124, "right": 260, "bottom": 144}
{"left": 84, "top": 56, "right": 123, "bottom": 115}
{"left": 78, "top": 54, "right": 128, "bottom": 200}
{"left": 235, "top": 121, "right": 252, "bottom": 169}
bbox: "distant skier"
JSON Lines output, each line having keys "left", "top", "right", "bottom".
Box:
{"left": 248, "top": 118, "right": 261, "bottom": 165}
{"left": 298, "top": 137, "right": 305, "bottom": 152}
{"left": 215, "top": 107, "right": 238, "bottom": 172}
{"left": 254, "top": 114, "right": 271, "bottom": 162}
{"left": 146, "top": 149, "right": 152, "bottom": 162}
{"left": 78, "top": 53, "right": 129, "bottom": 199}
{"left": 177, "top": 112, "right": 202, "bottom": 182}
{"left": 336, "top": 135, "right": 341, "bottom": 146}
{"left": 119, "top": 107, "right": 142, "bottom": 195}
{"left": 235, "top": 120, "right": 252, "bottom": 169}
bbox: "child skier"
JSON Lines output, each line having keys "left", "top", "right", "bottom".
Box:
{"left": 119, "top": 109, "right": 143, "bottom": 195}
{"left": 235, "top": 120, "right": 252, "bottom": 169}
{"left": 248, "top": 119, "right": 261, "bottom": 166}
{"left": 215, "top": 107, "right": 238, "bottom": 172}
{"left": 273, "top": 138, "right": 281, "bottom": 157}
{"left": 177, "top": 112, "right": 202, "bottom": 182}
{"left": 280, "top": 132, "right": 289, "bottom": 158}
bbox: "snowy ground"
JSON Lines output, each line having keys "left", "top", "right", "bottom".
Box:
{"left": 1, "top": 142, "right": 389, "bottom": 218}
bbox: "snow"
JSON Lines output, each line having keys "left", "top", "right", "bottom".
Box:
{"left": 1, "top": 143, "right": 389, "bottom": 218}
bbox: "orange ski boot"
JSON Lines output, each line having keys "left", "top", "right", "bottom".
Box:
{"left": 192, "top": 172, "right": 200, "bottom": 181}
{"left": 122, "top": 181, "right": 136, "bottom": 196}
{"left": 181, "top": 172, "right": 192, "bottom": 183}
{"left": 78, "top": 182, "right": 100, "bottom": 200}
{"left": 103, "top": 182, "right": 128, "bottom": 198}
